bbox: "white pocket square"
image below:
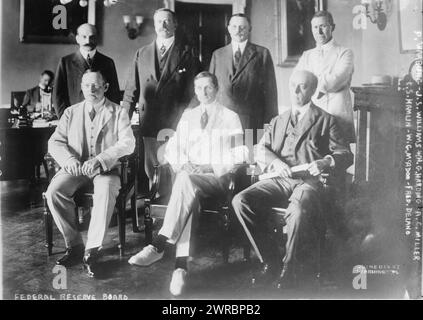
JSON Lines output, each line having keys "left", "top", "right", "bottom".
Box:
{"left": 178, "top": 68, "right": 187, "bottom": 73}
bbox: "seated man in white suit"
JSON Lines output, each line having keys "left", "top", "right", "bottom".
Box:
{"left": 45, "top": 69, "right": 135, "bottom": 277}
{"left": 128, "top": 71, "right": 244, "bottom": 296}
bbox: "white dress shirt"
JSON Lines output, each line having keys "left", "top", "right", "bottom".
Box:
{"left": 156, "top": 36, "right": 175, "bottom": 55}
{"left": 231, "top": 40, "right": 248, "bottom": 57}
{"left": 164, "top": 100, "right": 245, "bottom": 177}
{"left": 79, "top": 48, "right": 97, "bottom": 62}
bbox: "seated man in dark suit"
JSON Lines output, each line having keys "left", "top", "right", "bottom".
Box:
{"left": 22, "top": 70, "right": 54, "bottom": 117}
{"left": 232, "top": 70, "right": 353, "bottom": 287}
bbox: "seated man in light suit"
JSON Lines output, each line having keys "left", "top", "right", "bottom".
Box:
{"left": 45, "top": 69, "right": 135, "bottom": 277}
{"left": 128, "top": 71, "right": 244, "bottom": 296}
{"left": 232, "top": 70, "right": 353, "bottom": 288}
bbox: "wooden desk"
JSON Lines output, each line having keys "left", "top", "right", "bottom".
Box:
{"left": 0, "top": 126, "right": 55, "bottom": 181}
{"left": 351, "top": 86, "right": 402, "bottom": 188}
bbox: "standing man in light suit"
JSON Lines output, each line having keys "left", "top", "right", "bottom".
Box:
{"left": 122, "top": 8, "right": 201, "bottom": 188}
{"left": 128, "top": 72, "right": 244, "bottom": 296}
{"left": 209, "top": 13, "right": 278, "bottom": 138}
{"left": 294, "top": 10, "right": 355, "bottom": 143}
{"left": 46, "top": 70, "right": 135, "bottom": 278}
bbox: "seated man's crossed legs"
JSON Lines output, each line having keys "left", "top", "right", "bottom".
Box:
{"left": 232, "top": 177, "right": 322, "bottom": 287}
{"left": 45, "top": 171, "right": 121, "bottom": 274}
{"left": 129, "top": 170, "right": 226, "bottom": 296}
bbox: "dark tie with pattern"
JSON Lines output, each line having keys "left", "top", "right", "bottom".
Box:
{"left": 234, "top": 46, "right": 242, "bottom": 70}
{"left": 89, "top": 106, "right": 96, "bottom": 121}
{"left": 200, "top": 110, "right": 208, "bottom": 130}
{"left": 87, "top": 54, "right": 92, "bottom": 68}
{"left": 159, "top": 44, "right": 166, "bottom": 57}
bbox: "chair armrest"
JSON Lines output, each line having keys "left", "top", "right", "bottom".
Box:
{"left": 44, "top": 152, "right": 60, "bottom": 181}
{"left": 149, "top": 163, "right": 172, "bottom": 201}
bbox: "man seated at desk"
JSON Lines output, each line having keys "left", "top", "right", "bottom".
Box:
{"left": 45, "top": 69, "right": 135, "bottom": 277}
{"left": 128, "top": 71, "right": 244, "bottom": 296}
{"left": 232, "top": 70, "right": 353, "bottom": 288}
{"left": 22, "top": 70, "right": 55, "bottom": 119}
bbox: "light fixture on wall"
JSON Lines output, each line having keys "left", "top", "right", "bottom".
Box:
{"left": 59, "top": 0, "right": 119, "bottom": 8}
{"left": 123, "top": 15, "right": 145, "bottom": 39}
{"left": 361, "top": 0, "right": 388, "bottom": 30}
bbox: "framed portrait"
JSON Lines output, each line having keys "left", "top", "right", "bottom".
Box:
{"left": 398, "top": 0, "right": 422, "bottom": 53}
{"left": 19, "top": 0, "right": 100, "bottom": 44}
{"left": 275, "top": 0, "right": 326, "bottom": 67}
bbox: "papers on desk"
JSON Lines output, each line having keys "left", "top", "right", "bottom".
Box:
{"left": 258, "top": 163, "right": 310, "bottom": 181}
{"left": 32, "top": 119, "right": 59, "bottom": 128}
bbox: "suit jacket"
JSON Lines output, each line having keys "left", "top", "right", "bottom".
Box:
{"left": 164, "top": 101, "right": 244, "bottom": 177}
{"left": 294, "top": 39, "right": 355, "bottom": 142}
{"left": 48, "top": 98, "right": 135, "bottom": 172}
{"left": 255, "top": 104, "right": 353, "bottom": 177}
{"left": 22, "top": 86, "right": 41, "bottom": 109}
{"left": 122, "top": 39, "right": 201, "bottom": 137}
{"left": 209, "top": 42, "right": 278, "bottom": 130}
{"left": 53, "top": 51, "right": 121, "bottom": 119}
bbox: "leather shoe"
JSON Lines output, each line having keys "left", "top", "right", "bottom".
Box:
{"left": 251, "top": 263, "right": 279, "bottom": 288}
{"left": 82, "top": 249, "right": 99, "bottom": 278}
{"left": 56, "top": 244, "right": 84, "bottom": 267}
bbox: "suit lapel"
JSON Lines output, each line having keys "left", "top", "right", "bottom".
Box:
{"left": 145, "top": 42, "right": 158, "bottom": 82}
{"left": 222, "top": 44, "right": 235, "bottom": 78}
{"left": 94, "top": 99, "right": 113, "bottom": 142}
{"left": 157, "top": 42, "right": 186, "bottom": 93}
{"left": 232, "top": 42, "right": 257, "bottom": 82}
{"left": 293, "top": 104, "right": 319, "bottom": 151}
{"left": 74, "top": 102, "right": 85, "bottom": 157}
{"left": 275, "top": 111, "right": 291, "bottom": 154}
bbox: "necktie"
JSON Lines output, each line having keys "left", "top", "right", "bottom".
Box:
{"left": 234, "top": 46, "right": 241, "bottom": 70}
{"left": 292, "top": 110, "right": 300, "bottom": 127}
{"left": 89, "top": 106, "right": 96, "bottom": 121}
{"left": 87, "top": 54, "right": 92, "bottom": 67}
{"left": 200, "top": 110, "right": 208, "bottom": 130}
{"left": 159, "top": 44, "right": 167, "bottom": 57}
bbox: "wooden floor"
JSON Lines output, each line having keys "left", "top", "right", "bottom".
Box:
{"left": 1, "top": 179, "right": 408, "bottom": 300}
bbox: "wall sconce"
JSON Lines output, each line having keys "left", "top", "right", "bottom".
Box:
{"left": 361, "top": 0, "right": 387, "bottom": 30}
{"left": 123, "top": 15, "right": 144, "bottom": 39}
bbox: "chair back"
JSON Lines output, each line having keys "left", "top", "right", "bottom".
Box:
{"left": 11, "top": 91, "right": 26, "bottom": 108}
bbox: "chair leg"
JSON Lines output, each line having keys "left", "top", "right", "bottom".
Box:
{"left": 144, "top": 201, "right": 153, "bottom": 245}
{"left": 43, "top": 193, "right": 53, "bottom": 256}
{"left": 42, "top": 159, "right": 49, "bottom": 181}
{"left": 117, "top": 197, "right": 126, "bottom": 257}
{"left": 131, "top": 193, "right": 140, "bottom": 233}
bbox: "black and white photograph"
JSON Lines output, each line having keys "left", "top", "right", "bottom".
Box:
{"left": 0, "top": 0, "right": 422, "bottom": 307}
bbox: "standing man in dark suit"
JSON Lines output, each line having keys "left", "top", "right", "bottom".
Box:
{"left": 209, "top": 13, "right": 278, "bottom": 136}
{"left": 53, "top": 23, "right": 120, "bottom": 118}
{"left": 122, "top": 8, "right": 200, "bottom": 187}
{"left": 232, "top": 70, "right": 353, "bottom": 287}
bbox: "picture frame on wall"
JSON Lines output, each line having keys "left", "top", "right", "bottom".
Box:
{"left": 275, "top": 0, "right": 325, "bottom": 67}
{"left": 398, "top": 0, "right": 422, "bottom": 53}
{"left": 19, "top": 0, "right": 100, "bottom": 44}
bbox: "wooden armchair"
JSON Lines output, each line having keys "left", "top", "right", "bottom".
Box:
{"left": 244, "top": 163, "right": 346, "bottom": 287}
{"left": 143, "top": 163, "right": 250, "bottom": 263}
{"left": 42, "top": 152, "right": 140, "bottom": 257}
